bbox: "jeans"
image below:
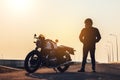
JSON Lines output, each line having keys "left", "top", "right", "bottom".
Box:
{"left": 81, "top": 46, "right": 96, "bottom": 70}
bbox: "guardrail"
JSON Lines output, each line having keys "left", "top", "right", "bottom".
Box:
{"left": 0, "top": 59, "right": 24, "bottom": 68}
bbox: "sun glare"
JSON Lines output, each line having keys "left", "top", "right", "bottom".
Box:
{"left": 7, "top": 0, "right": 31, "bottom": 12}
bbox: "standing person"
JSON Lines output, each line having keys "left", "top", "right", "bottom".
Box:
{"left": 78, "top": 18, "right": 101, "bottom": 72}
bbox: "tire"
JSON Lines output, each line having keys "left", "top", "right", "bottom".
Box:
{"left": 24, "top": 50, "right": 41, "bottom": 73}
{"left": 57, "top": 64, "right": 70, "bottom": 73}
{"left": 57, "top": 54, "right": 71, "bottom": 73}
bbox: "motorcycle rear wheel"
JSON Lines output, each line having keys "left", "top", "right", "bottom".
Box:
{"left": 57, "top": 54, "right": 71, "bottom": 73}
{"left": 57, "top": 64, "right": 70, "bottom": 73}
{"left": 24, "top": 50, "right": 41, "bottom": 73}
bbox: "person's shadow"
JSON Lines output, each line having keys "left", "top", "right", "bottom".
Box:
{"left": 25, "top": 71, "right": 120, "bottom": 80}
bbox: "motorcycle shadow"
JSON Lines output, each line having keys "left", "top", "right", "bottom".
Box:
{"left": 26, "top": 72, "right": 81, "bottom": 80}
{"left": 25, "top": 71, "right": 120, "bottom": 80}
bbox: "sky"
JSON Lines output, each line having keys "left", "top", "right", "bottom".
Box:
{"left": 0, "top": 0, "right": 120, "bottom": 63}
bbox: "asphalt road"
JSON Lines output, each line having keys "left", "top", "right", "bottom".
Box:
{"left": 0, "top": 63, "right": 120, "bottom": 80}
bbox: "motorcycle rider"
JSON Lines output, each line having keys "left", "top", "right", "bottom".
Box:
{"left": 78, "top": 18, "right": 101, "bottom": 72}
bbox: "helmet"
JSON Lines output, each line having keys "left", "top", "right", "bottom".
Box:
{"left": 84, "top": 18, "right": 93, "bottom": 25}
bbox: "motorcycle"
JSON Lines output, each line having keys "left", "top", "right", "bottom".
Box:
{"left": 24, "top": 34, "right": 75, "bottom": 73}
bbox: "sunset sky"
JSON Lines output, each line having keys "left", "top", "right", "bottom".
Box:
{"left": 0, "top": 0, "right": 120, "bottom": 63}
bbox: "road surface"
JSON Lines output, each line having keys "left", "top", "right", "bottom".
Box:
{"left": 0, "top": 63, "right": 120, "bottom": 80}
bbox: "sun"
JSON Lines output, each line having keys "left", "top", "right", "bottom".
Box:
{"left": 12, "top": 0, "right": 27, "bottom": 10}
{"left": 7, "top": 0, "right": 31, "bottom": 12}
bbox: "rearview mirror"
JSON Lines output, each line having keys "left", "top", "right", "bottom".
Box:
{"left": 34, "top": 34, "right": 37, "bottom": 38}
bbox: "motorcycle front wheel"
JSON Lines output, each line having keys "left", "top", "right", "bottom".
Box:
{"left": 24, "top": 50, "right": 41, "bottom": 73}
